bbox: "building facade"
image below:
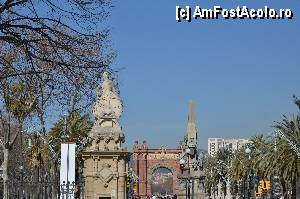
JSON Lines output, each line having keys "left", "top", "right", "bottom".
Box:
{"left": 208, "top": 138, "right": 251, "bottom": 156}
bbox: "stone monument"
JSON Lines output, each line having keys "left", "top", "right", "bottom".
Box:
{"left": 82, "top": 72, "right": 131, "bottom": 199}
{"left": 178, "top": 102, "right": 206, "bottom": 199}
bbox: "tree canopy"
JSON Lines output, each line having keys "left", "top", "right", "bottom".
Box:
{"left": 0, "top": 0, "right": 115, "bottom": 113}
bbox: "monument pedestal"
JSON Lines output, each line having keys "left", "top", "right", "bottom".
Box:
{"left": 83, "top": 150, "right": 131, "bottom": 199}
{"left": 82, "top": 72, "right": 131, "bottom": 199}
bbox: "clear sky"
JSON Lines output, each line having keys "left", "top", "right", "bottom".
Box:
{"left": 107, "top": 1, "right": 300, "bottom": 150}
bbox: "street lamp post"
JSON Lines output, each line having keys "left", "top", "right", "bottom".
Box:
{"left": 245, "top": 146, "right": 251, "bottom": 199}
{"left": 271, "top": 135, "right": 285, "bottom": 199}
{"left": 179, "top": 152, "right": 192, "bottom": 199}
{"left": 179, "top": 145, "right": 203, "bottom": 199}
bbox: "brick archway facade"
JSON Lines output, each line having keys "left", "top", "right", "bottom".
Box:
{"left": 133, "top": 141, "right": 184, "bottom": 197}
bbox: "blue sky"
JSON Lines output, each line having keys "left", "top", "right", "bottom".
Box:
{"left": 107, "top": 1, "right": 300, "bottom": 150}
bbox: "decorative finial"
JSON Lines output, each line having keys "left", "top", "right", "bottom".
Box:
{"left": 92, "top": 72, "right": 123, "bottom": 121}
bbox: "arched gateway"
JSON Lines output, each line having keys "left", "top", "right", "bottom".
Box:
{"left": 133, "top": 141, "right": 184, "bottom": 197}
{"left": 150, "top": 167, "right": 173, "bottom": 195}
{"left": 132, "top": 102, "right": 206, "bottom": 199}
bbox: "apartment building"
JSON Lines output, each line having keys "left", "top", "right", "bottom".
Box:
{"left": 208, "top": 138, "right": 251, "bottom": 156}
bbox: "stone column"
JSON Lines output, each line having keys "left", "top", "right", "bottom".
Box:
{"left": 125, "top": 161, "right": 128, "bottom": 199}
{"left": 118, "top": 158, "right": 126, "bottom": 199}
{"left": 138, "top": 152, "right": 146, "bottom": 196}
{"left": 133, "top": 151, "right": 139, "bottom": 196}
{"left": 112, "top": 157, "right": 118, "bottom": 199}
{"left": 85, "top": 176, "right": 94, "bottom": 199}
{"left": 83, "top": 157, "right": 95, "bottom": 199}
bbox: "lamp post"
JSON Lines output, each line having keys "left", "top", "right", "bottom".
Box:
{"left": 245, "top": 146, "right": 251, "bottom": 199}
{"left": 179, "top": 144, "right": 203, "bottom": 199}
{"left": 244, "top": 144, "right": 261, "bottom": 199}
{"left": 245, "top": 147, "right": 251, "bottom": 160}
{"left": 179, "top": 150, "right": 191, "bottom": 199}
{"left": 271, "top": 135, "right": 284, "bottom": 199}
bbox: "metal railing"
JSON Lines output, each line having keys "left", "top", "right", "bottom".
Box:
{"left": 0, "top": 174, "right": 85, "bottom": 199}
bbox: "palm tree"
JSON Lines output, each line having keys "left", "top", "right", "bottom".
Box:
{"left": 230, "top": 146, "right": 252, "bottom": 197}
{"left": 203, "top": 96, "right": 300, "bottom": 198}
{"left": 256, "top": 96, "right": 300, "bottom": 198}
{"left": 228, "top": 135, "right": 270, "bottom": 198}
{"left": 203, "top": 156, "right": 219, "bottom": 197}
{"left": 203, "top": 148, "right": 232, "bottom": 197}
{"left": 48, "top": 110, "right": 92, "bottom": 179}
{"left": 273, "top": 114, "right": 300, "bottom": 197}
{"left": 48, "top": 110, "right": 92, "bottom": 154}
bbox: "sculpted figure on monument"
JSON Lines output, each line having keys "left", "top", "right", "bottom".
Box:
{"left": 93, "top": 71, "right": 123, "bottom": 122}
{"left": 88, "top": 71, "right": 125, "bottom": 151}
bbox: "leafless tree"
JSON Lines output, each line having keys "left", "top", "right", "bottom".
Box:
{"left": 0, "top": 1, "right": 114, "bottom": 198}
{"left": 0, "top": 0, "right": 113, "bottom": 76}
{"left": 0, "top": 114, "right": 20, "bottom": 192}
{"left": 0, "top": 0, "right": 114, "bottom": 104}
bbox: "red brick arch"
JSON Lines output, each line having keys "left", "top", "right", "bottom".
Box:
{"left": 133, "top": 141, "right": 184, "bottom": 197}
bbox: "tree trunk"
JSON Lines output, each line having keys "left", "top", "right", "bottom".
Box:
{"left": 2, "top": 148, "right": 9, "bottom": 199}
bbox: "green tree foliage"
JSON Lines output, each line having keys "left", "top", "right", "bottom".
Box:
{"left": 270, "top": 98, "right": 300, "bottom": 193}
{"left": 204, "top": 148, "right": 232, "bottom": 195}
{"left": 5, "top": 82, "right": 37, "bottom": 122}
{"left": 48, "top": 110, "right": 92, "bottom": 178}
{"left": 48, "top": 111, "right": 92, "bottom": 153}
{"left": 23, "top": 132, "right": 50, "bottom": 171}
{"left": 203, "top": 96, "right": 300, "bottom": 197}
